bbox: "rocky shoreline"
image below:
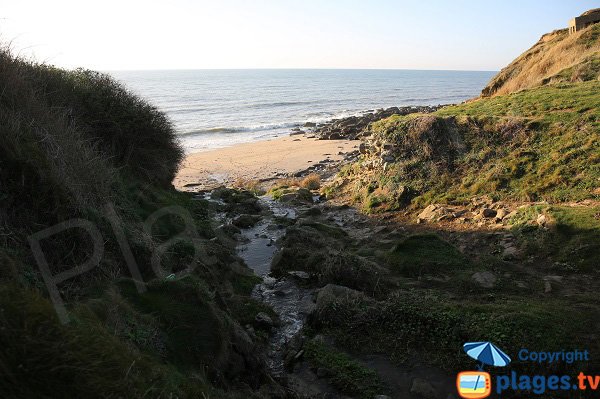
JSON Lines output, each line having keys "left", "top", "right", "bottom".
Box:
{"left": 294, "top": 105, "right": 447, "bottom": 140}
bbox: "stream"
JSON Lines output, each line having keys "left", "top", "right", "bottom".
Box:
{"left": 231, "top": 196, "right": 316, "bottom": 376}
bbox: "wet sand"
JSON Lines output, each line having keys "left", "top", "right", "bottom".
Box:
{"left": 174, "top": 135, "right": 359, "bottom": 191}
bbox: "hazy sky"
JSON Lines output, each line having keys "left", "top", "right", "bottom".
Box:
{"left": 1, "top": 0, "right": 597, "bottom": 71}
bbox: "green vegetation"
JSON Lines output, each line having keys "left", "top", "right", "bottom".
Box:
{"left": 269, "top": 185, "right": 313, "bottom": 202}
{"left": 0, "top": 48, "right": 272, "bottom": 397}
{"left": 313, "top": 287, "right": 598, "bottom": 375}
{"left": 304, "top": 339, "right": 383, "bottom": 399}
{"left": 308, "top": 26, "right": 600, "bottom": 392}
{"left": 337, "top": 81, "right": 599, "bottom": 211}
{"left": 510, "top": 205, "right": 600, "bottom": 272}
{"left": 385, "top": 234, "right": 469, "bottom": 277}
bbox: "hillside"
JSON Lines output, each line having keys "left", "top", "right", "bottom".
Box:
{"left": 0, "top": 49, "right": 283, "bottom": 398}
{"left": 481, "top": 22, "right": 600, "bottom": 97}
{"left": 254, "top": 21, "right": 600, "bottom": 398}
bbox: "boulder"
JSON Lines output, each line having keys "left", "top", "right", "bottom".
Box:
{"left": 495, "top": 208, "right": 508, "bottom": 221}
{"left": 417, "top": 204, "right": 453, "bottom": 223}
{"left": 288, "top": 270, "right": 310, "bottom": 280}
{"left": 502, "top": 246, "right": 520, "bottom": 260}
{"left": 537, "top": 214, "right": 547, "bottom": 227}
{"left": 316, "top": 284, "right": 365, "bottom": 311}
{"left": 254, "top": 312, "right": 274, "bottom": 328}
{"left": 472, "top": 271, "right": 497, "bottom": 288}
{"left": 481, "top": 208, "right": 497, "bottom": 218}
{"left": 232, "top": 214, "right": 261, "bottom": 228}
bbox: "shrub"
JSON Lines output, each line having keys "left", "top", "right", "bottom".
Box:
{"left": 300, "top": 173, "right": 321, "bottom": 190}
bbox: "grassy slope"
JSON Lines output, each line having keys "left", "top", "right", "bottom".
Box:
{"left": 336, "top": 80, "right": 599, "bottom": 213}
{"left": 481, "top": 23, "right": 600, "bottom": 97}
{"left": 0, "top": 50, "right": 272, "bottom": 398}
{"left": 309, "top": 24, "right": 600, "bottom": 396}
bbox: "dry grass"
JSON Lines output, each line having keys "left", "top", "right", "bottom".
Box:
{"left": 300, "top": 173, "right": 321, "bottom": 190}
{"left": 232, "top": 178, "right": 266, "bottom": 195}
{"left": 482, "top": 24, "right": 600, "bottom": 97}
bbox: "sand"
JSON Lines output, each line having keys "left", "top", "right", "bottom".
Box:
{"left": 174, "top": 135, "right": 359, "bottom": 191}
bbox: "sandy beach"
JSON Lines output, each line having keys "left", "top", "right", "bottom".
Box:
{"left": 174, "top": 135, "right": 359, "bottom": 191}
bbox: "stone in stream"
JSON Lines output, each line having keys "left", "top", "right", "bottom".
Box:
{"left": 255, "top": 312, "right": 274, "bottom": 328}
{"left": 232, "top": 214, "right": 262, "bottom": 228}
{"left": 288, "top": 270, "right": 310, "bottom": 280}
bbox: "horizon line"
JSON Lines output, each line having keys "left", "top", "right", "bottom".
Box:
{"left": 103, "top": 67, "right": 499, "bottom": 73}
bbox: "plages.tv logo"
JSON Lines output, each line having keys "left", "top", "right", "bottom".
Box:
{"left": 457, "top": 342, "right": 511, "bottom": 399}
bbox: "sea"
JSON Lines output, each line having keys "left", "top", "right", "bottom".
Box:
{"left": 109, "top": 69, "right": 495, "bottom": 152}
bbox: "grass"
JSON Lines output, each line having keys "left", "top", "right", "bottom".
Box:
{"left": 0, "top": 47, "right": 276, "bottom": 397}
{"left": 0, "top": 284, "right": 209, "bottom": 398}
{"left": 304, "top": 339, "right": 383, "bottom": 399}
{"left": 481, "top": 23, "right": 600, "bottom": 97}
{"left": 385, "top": 234, "right": 469, "bottom": 277}
{"left": 313, "top": 288, "right": 599, "bottom": 375}
{"left": 332, "top": 81, "right": 599, "bottom": 211}
{"left": 510, "top": 205, "right": 600, "bottom": 272}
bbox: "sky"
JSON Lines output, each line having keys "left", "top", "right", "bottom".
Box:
{"left": 1, "top": 0, "right": 598, "bottom": 71}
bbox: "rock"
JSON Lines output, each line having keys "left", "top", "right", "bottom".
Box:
{"left": 472, "top": 271, "right": 497, "bottom": 288}
{"left": 304, "top": 121, "right": 317, "bottom": 128}
{"left": 278, "top": 188, "right": 314, "bottom": 204}
{"left": 302, "top": 207, "right": 322, "bottom": 217}
{"left": 417, "top": 204, "right": 453, "bottom": 222}
{"left": 481, "top": 208, "right": 497, "bottom": 218}
{"left": 417, "top": 204, "right": 440, "bottom": 221}
{"left": 515, "top": 281, "right": 528, "bottom": 289}
{"left": 374, "top": 396, "right": 392, "bottom": 399}
{"left": 495, "top": 208, "right": 508, "bottom": 221}
{"left": 288, "top": 270, "right": 311, "bottom": 280}
{"left": 410, "top": 378, "right": 437, "bottom": 399}
{"left": 502, "top": 246, "right": 520, "bottom": 260}
{"left": 396, "top": 185, "right": 415, "bottom": 206}
{"left": 254, "top": 312, "right": 274, "bottom": 328}
{"left": 544, "top": 281, "right": 552, "bottom": 293}
{"left": 232, "top": 214, "right": 261, "bottom": 228}
{"left": 316, "top": 284, "right": 366, "bottom": 311}
{"left": 314, "top": 105, "right": 445, "bottom": 140}
{"left": 537, "top": 214, "right": 547, "bottom": 227}
{"left": 359, "top": 142, "right": 368, "bottom": 154}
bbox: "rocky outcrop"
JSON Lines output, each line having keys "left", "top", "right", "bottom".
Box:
{"left": 312, "top": 105, "right": 445, "bottom": 140}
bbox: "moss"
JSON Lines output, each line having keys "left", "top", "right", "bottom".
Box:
{"left": 304, "top": 339, "right": 383, "bottom": 399}
{"left": 231, "top": 274, "right": 262, "bottom": 296}
{"left": 0, "top": 284, "right": 209, "bottom": 398}
{"left": 385, "top": 234, "right": 469, "bottom": 277}
{"left": 269, "top": 186, "right": 313, "bottom": 202}
{"left": 299, "top": 221, "right": 349, "bottom": 239}
{"left": 117, "top": 277, "right": 228, "bottom": 370}
{"left": 227, "top": 295, "right": 277, "bottom": 328}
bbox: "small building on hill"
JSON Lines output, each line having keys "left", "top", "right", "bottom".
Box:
{"left": 569, "top": 8, "right": 600, "bottom": 34}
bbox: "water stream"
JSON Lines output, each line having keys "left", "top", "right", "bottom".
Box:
{"left": 234, "top": 197, "right": 315, "bottom": 376}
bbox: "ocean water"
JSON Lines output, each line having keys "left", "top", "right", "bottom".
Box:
{"left": 110, "top": 69, "right": 495, "bottom": 152}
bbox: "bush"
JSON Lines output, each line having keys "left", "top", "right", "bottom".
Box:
{"left": 300, "top": 173, "right": 321, "bottom": 190}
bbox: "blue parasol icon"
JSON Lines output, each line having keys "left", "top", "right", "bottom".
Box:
{"left": 463, "top": 341, "right": 511, "bottom": 368}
